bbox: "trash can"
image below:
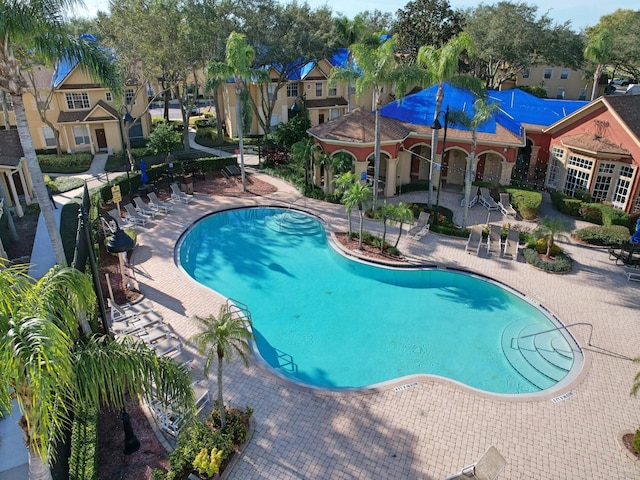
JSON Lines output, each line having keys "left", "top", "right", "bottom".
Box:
{"left": 182, "top": 174, "right": 193, "bottom": 194}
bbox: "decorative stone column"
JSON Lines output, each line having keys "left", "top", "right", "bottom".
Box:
{"left": 384, "top": 157, "right": 399, "bottom": 197}
{"left": 499, "top": 160, "right": 516, "bottom": 186}
{"left": 527, "top": 145, "right": 541, "bottom": 182}
{"left": 353, "top": 159, "right": 368, "bottom": 183}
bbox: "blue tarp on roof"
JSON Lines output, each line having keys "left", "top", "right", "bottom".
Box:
{"left": 328, "top": 48, "right": 348, "bottom": 68}
{"left": 52, "top": 34, "right": 102, "bottom": 88}
{"left": 381, "top": 82, "right": 588, "bottom": 137}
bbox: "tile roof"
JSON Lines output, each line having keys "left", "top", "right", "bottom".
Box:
{"left": 603, "top": 95, "right": 640, "bottom": 139}
{"left": 560, "top": 133, "right": 632, "bottom": 157}
{"left": 0, "top": 130, "right": 24, "bottom": 167}
{"left": 307, "top": 107, "right": 412, "bottom": 144}
{"left": 57, "top": 99, "right": 119, "bottom": 123}
{"left": 304, "top": 97, "right": 348, "bottom": 109}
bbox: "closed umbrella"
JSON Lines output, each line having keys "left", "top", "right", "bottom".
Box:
{"left": 140, "top": 158, "right": 149, "bottom": 184}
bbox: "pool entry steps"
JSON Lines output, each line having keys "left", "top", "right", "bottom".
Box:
{"left": 264, "top": 210, "right": 321, "bottom": 235}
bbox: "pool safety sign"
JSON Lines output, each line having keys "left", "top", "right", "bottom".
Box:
{"left": 111, "top": 185, "right": 122, "bottom": 203}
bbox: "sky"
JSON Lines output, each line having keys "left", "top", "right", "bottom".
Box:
{"left": 73, "top": 0, "right": 637, "bottom": 32}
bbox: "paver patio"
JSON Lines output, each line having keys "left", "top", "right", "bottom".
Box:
{"left": 132, "top": 171, "right": 640, "bottom": 479}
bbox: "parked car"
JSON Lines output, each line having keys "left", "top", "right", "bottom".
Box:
{"left": 626, "top": 84, "right": 640, "bottom": 95}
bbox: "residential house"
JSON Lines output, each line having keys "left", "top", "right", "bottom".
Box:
{"left": 544, "top": 95, "right": 640, "bottom": 214}
{"left": 308, "top": 83, "right": 588, "bottom": 198}
{"left": 501, "top": 65, "right": 594, "bottom": 101}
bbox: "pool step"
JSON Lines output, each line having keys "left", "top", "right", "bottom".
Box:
{"left": 501, "top": 320, "right": 574, "bottom": 390}
{"left": 264, "top": 212, "right": 320, "bottom": 235}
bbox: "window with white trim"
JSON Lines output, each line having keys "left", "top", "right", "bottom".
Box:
{"left": 330, "top": 108, "right": 340, "bottom": 120}
{"left": 592, "top": 175, "right": 612, "bottom": 202}
{"left": 105, "top": 92, "right": 112, "bottom": 102}
{"left": 0, "top": 97, "right": 13, "bottom": 111}
{"left": 267, "top": 84, "right": 277, "bottom": 101}
{"left": 41, "top": 126, "right": 56, "bottom": 147}
{"left": 564, "top": 168, "right": 590, "bottom": 196}
{"left": 556, "top": 87, "right": 565, "bottom": 99}
{"left": 543, "top": 68, "right": 553, "bottom": 79}
{"left": 315, "top": 82, "right": 322, "bottom": 97}
{"left": 560, "top": 69, "right": 569, "bottom": 80}
{"left": 552, "top": 146, "right": 565, "bottom": 159}
{"left": 567, "top": 154, "right": 593, "bottom": 170}
{"left": 579, "top": 88, "right": 587, "bottom": 100}
{"left": 287, "top": 83, "right": 298, "bottom": 98}
{"left": 632, "top": 189, "right": 640, "bottom": 214}
{"left": 546, "top": 146, "right": 565, "bottom": 188}
{"left": 348, "top": 84, "right": 356, "bottom": 95}
{"left": 125, "top": 89, "right": 135, "bottom": 106}
{"left": 522, "top": 68, "right": 530, "bottom": 78}
{"left": 270, "top": 114, "right": 279, "bottom": 127}
{"left": 65, "top": 92, "right": 90, "bottom": 109}
{"left": 328, "top": 81, "right": 337, "bottom": 97}
{"left": 72, "top": 125, "right": 90, "bottom": 145}
{"left": 612, "top": 165, "right": 635, "bottom": 209}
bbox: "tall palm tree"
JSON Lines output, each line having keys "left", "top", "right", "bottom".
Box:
{"left": 448, "top": 96, "right": 500, "bottom": 229}
{"left": 535, "top": 216, "right": 571, "bottom": 257}
{"left": 342, "top": 181, "right": 372, "bottom": 250}
{"left": 584, "top": 29, "right": 613, "bottom": 101}
{"left": 392, "top": 202, "right": 414, "bottom": 248}
{"left": 0, "top": 263, "right": 194, "bottom": 480}
{"left": 417, "top": 32, "right": 481, "bottom": 209}
{"left": 208, "top": 32, "right": 265, "bottom": 192}
{"left": 333, "top": 15, "right": 366, "bottom": 112}
{"left": 0, "top": 0, "right": 121, "bottom": 265}
{"left": 291, "top": 138, "right": 316, "bottom": 188}
{"left": 190, "top": 304, "right": 253, "bottom": 431}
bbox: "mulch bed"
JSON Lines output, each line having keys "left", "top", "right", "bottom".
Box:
{"left": 334, "top": 232, "right": 406, "bottom": 263}
{"left": 623, "top": 433, "right": 640, "bottom": 460}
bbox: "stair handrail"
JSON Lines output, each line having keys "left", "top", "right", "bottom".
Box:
{"left": 226, "top": 298, "right": 252, "bottom": 322}
{"left": 514, "top": 322, "right": 593, "bottom": 346}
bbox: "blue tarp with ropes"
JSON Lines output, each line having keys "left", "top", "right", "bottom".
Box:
{"left": 380, "top": 82, "right": 588, "bottom": 136}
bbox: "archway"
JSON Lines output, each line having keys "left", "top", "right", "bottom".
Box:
{"left": 443, "top": 148, "right": 468, "bottom": 188}
{"left": 475, "top": 152, "right": 504, "bottom": 185}
{"left": 409, "top": 144, "right": 431, "bottom": 181}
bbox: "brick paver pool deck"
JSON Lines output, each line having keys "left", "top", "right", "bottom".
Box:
{"left": 132, "top": 172, "right": 640, "bottom": 479}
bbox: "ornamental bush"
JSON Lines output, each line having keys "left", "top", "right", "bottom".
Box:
{"left": 506, "top": 188, "right": 542, "bottom": 220}
{"left": 534, "top": 238, "right": 561, "bottom": 256}
{"left": 523, "top": 248, "right": 573, "bottom": 272}
{"left": 573, "top": 225, "right": 631, "bottom": 246}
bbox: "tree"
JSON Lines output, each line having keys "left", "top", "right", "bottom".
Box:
{"left": 534, "top": 216, "right": 571, "bottom": 257}
{"left": 0, "top": 0, "right": 121, "bottom": 265}
{"left": 448, "top": 96, "right": 500, "bottom": 229}
{"left": 391, "top": 202, "right": 414, "bottom": 248}
{"left": 584, "top": 29, "right": 614, "bottom": 101}
{"left": 147, "top": 121, "right": 181, "bottom": 159}
{"left": 334, "top": 15, "right": 366, "bottom": 112}
{"left": 465, "top": 2, "right": 584, "bottom": 89}
{"left": 393, "top": 0, "right": 465, "bottom": 56}
{"left": 290, "top": 138, "right": 316, "bottom": 188}
{"left": 416, "top": 32, "right": 482, "bottom": 209}
{"left": 375, "top": 202, "right": 395, "bottom": 253}
{"left": 0, "top": 264, "right": 194, "bottom": 480}
{"left": 335, "top": 172, "right": 357, "bottom": 234}
{"left": 209, "top": 32, "right": 263, "bottom": 192}
{"left": 189, "top": 305, "right": 253, "bottom": 431}
{"left": 342, "top": 181, "right": 372, "bottom": 249}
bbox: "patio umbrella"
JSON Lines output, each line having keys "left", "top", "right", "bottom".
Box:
{"left": 631, "top": 218, "right": 640, "bottom": 243}
{"left": 140, "top": 158, "right": 149, "bottom": 184}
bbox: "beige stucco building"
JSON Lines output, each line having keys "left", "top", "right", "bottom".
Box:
{"left": 501, "top": 65, "right": 594, "bottom": 101}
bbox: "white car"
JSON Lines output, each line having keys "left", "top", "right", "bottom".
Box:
{"left": 625, "top": 84, "right": 640, "bottom": 95}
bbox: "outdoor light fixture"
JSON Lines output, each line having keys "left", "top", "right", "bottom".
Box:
{"left": 428, "top": 117, "right": 442, "bottom": 209}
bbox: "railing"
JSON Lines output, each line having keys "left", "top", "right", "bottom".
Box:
{"left": 512, "top": 322, "right": 594, "bottom": 347}
{"left": 226, "top": 298, "right": 251, "bottom": 323}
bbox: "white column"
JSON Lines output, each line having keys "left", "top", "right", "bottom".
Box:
{"left": 7, "top": 170, "right": 24, "bottom": 217}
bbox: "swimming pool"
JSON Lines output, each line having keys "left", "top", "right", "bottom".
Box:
{"left": 177, "top": 207, "right": 582, "bottom": 395}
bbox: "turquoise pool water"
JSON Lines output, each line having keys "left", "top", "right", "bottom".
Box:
{"left": 178, "top": 207, "right": 578, "bottom": 394}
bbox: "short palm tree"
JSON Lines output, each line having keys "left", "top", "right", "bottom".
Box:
{"left": 376, "top": 202, "right": 395, "bottom": 253}
{"left": 535, "top": 216, "right": 571, "bottom": 257}
{"left": 0, "top": 0, "right": 121, "bottom": 265}
{"left": 190, "top": 304, "right": 253, "bottom": 431}
{"left": 291, "top": 138, "right": 316, "bottom": 188}
{"left": 335, "top": 172, "right": 357, "bottom": 234}
{"left": 0, "top": 263, "right": 194, "bottom": 480}
{"left": 342, "top": 181, "right": 372, "bottom": 250}
{"left": 392, "top": 202, "right": 414, "bottom": 248}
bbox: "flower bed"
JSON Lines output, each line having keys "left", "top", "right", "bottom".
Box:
{"left": 522, "top": 248, "right": 573, "bottom": 273}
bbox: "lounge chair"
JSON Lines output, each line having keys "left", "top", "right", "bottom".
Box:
{"left": 123, "top": 203, "right": 149, "bottom": 226}
{"left": 465, "top": 225, "right": 483, "bottom": 255}
{"left": 133, "top": 196, "right": 158, "bottom": 218}
{"left": 624, "top": 266, "right": 640, "bottom": 282}
{"left": 151, "top": 336, "right": 182, "bottom": 357}
{"left": 408, "top": 212, "right": 430, "bottom": 238}
{"left": 170, "top": 183, "right": 193, "bottom": 204}
{"left": 497, "top": 193, "right": 517, "bottom": 217}
{"left": 487, "top": 224, "right": 503, "bottom": 256}
{"left": 108, "top": 297, "right": 155, "bottom": 322}
{"left": 502, "top": 229, "right": 520, "bottom": 259}
{"left": 609, "top": 243, "right": 640, "bottom": 266}
{"left": 149, "top": 381, "right": 210, "bottom": 437}
{"left": 479, "top": 188, "right": 499, "bottom": 211}
{"left": 460, "top": 187, "right": 479, "bottom": 208}
{"left": 148, "top": 191, "right": 174, "bottom": 213}
{"left": 444, "top": 446, "right": 507, "bottom": 480}
{"left": 140, "top": 325, "right": 176, "bottom": 345}
{"left": 225, "top": 164, "right": 241, "bottom": 176}
{"left": 111, "top": 313, "right": 163, "bottom": 335}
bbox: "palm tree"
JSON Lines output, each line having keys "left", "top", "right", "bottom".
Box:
{"left": 392, "top": 202, "right": 414, "bottom": 248}
{"left": 584, "top": 29, "right": 613, "bottom": 101}
{"left": 535, "top": 216, "right": 571, "bottom": 257}
{"left": 376, "top": 202, "right": 395, "bottom": 253}
{"left": 208, "top": 32, "right": 265, "bottom": 192}
{"left": 333, "top": 15, "right": 366, "bottom": 112}
{"left": 335, "top": 172, "right": 357, "bottom": 234}
{"left": 416, "top": 32, "right": 481, "bottom": 209}
{"left": 291, "top": 138, "right": 316, "bottom": 188}
{"left": 0, "top": 263, "right": 194, "bottom": 480}
{"left": 448, "top": 96, "right": 500, "bottom": 229}
{"left": 0, "top": 0, "right": 121, "bottom": 265}
{"left": 342, "top": 181, "right": 372, "bottom": 250}
{"left": 190, "top": 304, "right": 253, "bottom": 431}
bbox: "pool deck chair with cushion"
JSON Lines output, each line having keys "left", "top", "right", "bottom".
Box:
{"left": 487, "top": 224, "right": 503, "bottom": 256}
{"left": 497, "top": 193, "right": 517, "bottom": 217}
{"left": 624, "top": 266, "right": 640, "bottom": 282}
{"left": 444, "top": 446, "right": 507, "bottom": 480}
{"left": 479, "top": 188, "right": 499, "bottom": 211}
{"left": 133, "top": 196, "right": 158, "bottom": 218}
{"left": 461, "top": 186, "right": 479, "bottom": 208}
{"left": 170, "top": 183, "right": 193, "bottom": 204}
{"left": 123, "top": 203, "right": 149, "bottom": 226}
{"left": 502, "top": 229, "right": 520, "bottom": 260}
{"left": 148, "top": 191, "right": 174, "bottom": 213}
{"left": 465, "top": 225, "right": 483, "bottom": 255}
{"left": 408, "top": 212, "right": 430, "bottom": 238}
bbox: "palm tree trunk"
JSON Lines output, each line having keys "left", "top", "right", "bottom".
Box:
{"left": 12, "top": 94, "right": 66, "bottom": 265}
{"left": 358, "top": 207, "right": 364, "bottom": 249}
{"left": 217, "top": 351, "right": 226, "bottom": 430}
{"left": 214, "top": 86, "right": 224, "bottom": 144}
{"left": 462, "top": 132, "right": 477, "bottom": 229}
{"left": 1, "top": 90, "right": 11, "bottom": 129}
{"left": 590, "top": 66, "right": 602, "bottom": 101}
{"left": 235, "top": 82, "right": 247, "bottom": 192}
{"left": 373, "top": 103, "right": 381, "bottom": 210}
{"left": 28, "top": 449, "right": 53, "bottom": 480}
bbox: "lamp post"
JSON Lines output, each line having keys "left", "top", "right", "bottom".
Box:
{"left": 435, "top": 106, "right": 450, "bottom": 219}
{"left": 428, "top": 117, "right": 442, "bottom": 210}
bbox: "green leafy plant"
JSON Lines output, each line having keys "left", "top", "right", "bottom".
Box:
{"left": 632, "top": 429, "right": 640, "bottom": 454}
{"left": 523, "top": 248, "right": 573, "bottom": 272}
{"left": 193, "top": 447, "right": 223, "bottom": 478}
{"left": 573, "top": 225, "right": 631, "bottom": 246}
{"left": 505, "top": 188, "right": 542, "bottom": 220}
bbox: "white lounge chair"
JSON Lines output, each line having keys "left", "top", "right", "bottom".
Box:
{"left": 408, "top": 212, "right": 430, "bottom": 238}
{"left": 148, "top": 191, "right": 174, "bottom": 213}
{"left": 487, "top": 224, "right": 503, "bottom": 256}
{"left": 465, "top": 225, "right": 483, "bottom": 255}
{"left": 479, "top": 188, "right": 499, "bottom": 211}
{"left": 624, "top": 266, "right": 640, "bottom": 282}
{"left": 123, "top": 203, "right": 148, "bottom": 226}
{"left": 444, "top": 446, "right": 507, "bottom": 480}
{"left": 497, "top": 193, "right": 517, "bottom": 217}
{"left": 502, "top": 229, "right": 520, "bottom": 260}
{"left": 133, "top": 196, "right": 158, "bottom": 218}
{"left": 108, "top": 297, "right": 155, "bottom": 322}
{"left": 170, "top": 183, "right": 193, "bottom": 204}
{"left": 150, "top": 381, "right": 210, "bottom": 437}
{"left": 151, "top": 336, "right": 182, "bottom": 357}
{"left": 140, "top": 325, "right": 176, "bottom": 345}
{"left": 461, "top": 187, "right": 479, "bottom": 208}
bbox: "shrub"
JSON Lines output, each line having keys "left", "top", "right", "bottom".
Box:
{"left": 579, "top": 204, "right": 603, "bottom": 224}
{"left": 550, "top": 190, "right": 582, "bottom": 216}
{"left": 534, "top": 238, "right": 561, "bottom": 256}
{"left": 574, "top": 188, "right": 592, "bottom": 202}
{"left": 506, "top": 188, "right": 542, "bottom": 220}
{"left": 38, "top": 152, "right": 93, "bottom": 174}
{"left": 69, "top": 407, "right": 98, "bottom": 480}
{"left": 633, "top": 428, "right": 640, "bottom": 453}
{"left": 573, "top": 225, "right": 631, "bottom": 246}
{"left": 523, "top": 248, "right": 573, "bottom": 272}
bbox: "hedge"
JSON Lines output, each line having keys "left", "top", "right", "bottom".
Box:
{"left": 38, "top": 152, "right": 93, "bottom": 174}
{"left": 505, "top": 188, "right": 542, "bottom": 220}
{"left": 550, "top": 189, "right": 633, "bottom": 229}
{"left": 573, "top": 225, "right": 631, "bottom": 246}
{"left": 69, "top": 407, "right": 98, "bottom": 480}
{"left": 523, "top": 248, "right": 573, "bottom": 272}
